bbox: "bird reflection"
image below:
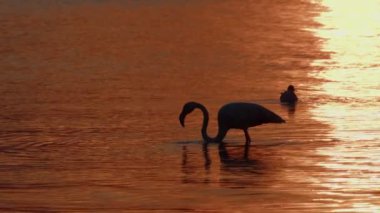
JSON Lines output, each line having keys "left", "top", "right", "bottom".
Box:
{"left": 181, "top": 145, "right": 212, "bottom": 184}
{"left": 281, "top": 102, "right": 297, "bottom": 116}
{"left": 205, "top": 143, "right": 265, "bottom": 188}
{"left": 181, "top": 143, "right": 266, "bottom": 188}
{"left": 203, "top": 143, "right": 263, "bottom": 173}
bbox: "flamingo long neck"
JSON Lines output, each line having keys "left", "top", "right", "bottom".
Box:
{"left": 196, "top": 104, "right": 226, "bottom": 143}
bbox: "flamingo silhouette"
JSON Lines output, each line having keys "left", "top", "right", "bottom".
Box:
{"left": 179, "top": 102, "right": 285, "bottom": 145}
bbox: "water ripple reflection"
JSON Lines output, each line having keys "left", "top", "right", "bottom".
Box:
{"left": 308, "top": 0, "right": 380, "bottom": 211}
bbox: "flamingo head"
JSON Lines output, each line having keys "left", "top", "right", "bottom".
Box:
{"left": 179, "top": 102, "right": 198, "bottom": 127}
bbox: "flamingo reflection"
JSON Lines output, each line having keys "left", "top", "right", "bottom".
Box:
{"left": 203, "top": 143, "right": 262, "bottom": 170}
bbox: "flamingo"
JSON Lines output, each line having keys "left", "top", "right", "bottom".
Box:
{"left": 179, "top": 102, "right": 285, "bottom": 145}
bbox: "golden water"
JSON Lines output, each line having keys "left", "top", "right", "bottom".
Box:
{"left": 0, "top": 0, "right": 379, "bottom": 212}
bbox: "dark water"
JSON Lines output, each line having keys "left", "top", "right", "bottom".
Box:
{"left": 0, "top": 0, "right": 379, "bottom": 212}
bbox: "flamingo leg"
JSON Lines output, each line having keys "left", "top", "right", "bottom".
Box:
{"left": 243, "top": 129, "right": 251, "bottom": 146}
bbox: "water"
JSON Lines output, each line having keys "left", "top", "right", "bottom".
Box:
{"left": 0, "top": 0, "right": 379, "bottom": 212}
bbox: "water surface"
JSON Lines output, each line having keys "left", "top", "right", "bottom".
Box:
{"left": 0, "top": 0, "right": 379, "bottom": 212}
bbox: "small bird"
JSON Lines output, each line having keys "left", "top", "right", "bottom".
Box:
{"left": 280, "top": 85, "right": 298, "bottom": 104}
{"left": 179, "top": 102, "right": 285, "bottom": 146}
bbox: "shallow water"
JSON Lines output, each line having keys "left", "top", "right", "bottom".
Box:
{"left": 0, "top": 0, "right": 379, "bottom": 212}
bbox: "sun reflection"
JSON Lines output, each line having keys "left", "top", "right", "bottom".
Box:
{"left": 308, "top": 0, "right": 380, "bottom": 211}
{"left": 313, "top": 0, "right": 380, "bottom": 67}
{"left": 309, "top": 0, "right": 380, "bottom": 141}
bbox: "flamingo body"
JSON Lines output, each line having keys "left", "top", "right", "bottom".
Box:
{"left": 179, "top": 102, "right": 285, "bottom": 145}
